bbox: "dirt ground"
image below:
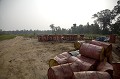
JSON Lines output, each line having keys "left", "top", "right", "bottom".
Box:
{"left": 0, "top": 36, "right": 120, "bottom": 79}
{"left": 0, "top": 36, "right": 74, "bottom": 79}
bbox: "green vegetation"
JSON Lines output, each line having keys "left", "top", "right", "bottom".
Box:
{"left": 0, "top": 34, "right": 36, "bottom": 41}
{"left": 0, "top": 34, "right": 16, "bottom": 41}
{"left": 84, "top": 34, "right": 103, "bottom": 39}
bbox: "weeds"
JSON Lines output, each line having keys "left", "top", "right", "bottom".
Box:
{"left": 0, "top": 34, "right": 16, "bottom": 41}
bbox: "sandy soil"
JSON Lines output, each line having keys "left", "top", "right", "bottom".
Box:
{"left": 0, "top": 36, "right": 74, "bottom": 79}
{"left": 0, "top": 36, "right": 119, "bottom": 79}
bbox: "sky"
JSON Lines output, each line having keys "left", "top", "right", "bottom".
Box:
{"left": 0, "top": 0, "right": 118, "bottom": 31}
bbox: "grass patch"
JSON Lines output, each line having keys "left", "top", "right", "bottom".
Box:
{"left": 0, "top": 34, "right": 16, "bottom": 41}
{"left": 84, "top": 34, "right": 104, "bottom": 39}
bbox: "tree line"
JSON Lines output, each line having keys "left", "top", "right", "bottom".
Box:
{"left": 49, "top": 22, "right": 100, "bottom": 35}
{"left": 50, "top": 0, "right": 120, "bottom": 35}
{"left": 0, "top": 0, "right": 120, "bottom": 35}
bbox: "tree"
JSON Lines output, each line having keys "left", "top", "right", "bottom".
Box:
{"left": 54, "top": 26, "right": 62, "bottom": 34}
{"left": 92, "top": 9, "right": 112, "bottom": 34}
{"left": 111, "top": 0, "right": 120, "bottom": 20}
{"left": 90, "top": 22, "right": 101, "bottom": 34}
{"left": 49, "top": 24, "right": 65, "bottom": 34}
{"left": 61, "top": 28, "right": 68, "bottom": 34}
{"left": 111, "top": 21, "right": 120, "bottom": 34}
{"left": 0, "top": 29, "right": 3, "bottom": 34}
{"left": 86, "top": 22, "right": 90, "bottom": 33}
{"left": 111, "top": 0, "right": 120, "bottom": 35}
{"left": 78, "top": 24, "right": 84, "bottom": 34}
{"left": 71, "top": 24, "right": 77, "bottom": 34}
{"left": 50, "top": 24, "right": 55, "bottom": 34}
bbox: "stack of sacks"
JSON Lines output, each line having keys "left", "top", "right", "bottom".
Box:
{"left": 90, "top": 40, "right": 113, "bottom": 63}
{"left": 73, "top": 71, "right": 111, "bottom": 79}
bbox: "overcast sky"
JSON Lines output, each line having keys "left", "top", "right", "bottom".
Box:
{"left": 0, "top": 0, "right": 118, "bottom": 31}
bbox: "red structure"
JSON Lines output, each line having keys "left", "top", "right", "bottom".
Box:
{"left": 112, "top": 63, "right": 120, "bottom": 79}
{"left": 110, "top": 34, "right": 116, "bottom": 43}
{"left": 38, "top": 34, "right": 79, "bottom": 42}
{"left": 80, "top": 43, "right": 105, "bottom": 61}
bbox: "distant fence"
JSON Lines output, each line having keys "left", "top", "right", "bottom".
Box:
{"left": 37, "top": 34, "right": 84, "bottom": 42}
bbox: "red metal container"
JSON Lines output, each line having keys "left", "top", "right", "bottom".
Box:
{"left": 90, "top": 40, "right": 112, "bottom": 54}
{"left": 48, "top": 62, "right": 99, "bottom": 79}
{"left": 54, "top": 56, "right": 68, "bottom": 64}
{"left": 38, "top": 35, "right": 43, "bottom": 42}
{"left": 113, "top": 75, "right": 120, "bottom": 79}
{"left": 112, "top": 62, "right": 120, "bottom": 79}
{"left": 56, "top": 35, "right": 62, "bottom": 42}
{"left": 74, "top": 41, "right": 85, "bottom": 50}
{"left": 53, "top": 35, "right": 57, "bottom": 41}
{"left": 48, "top": 56, "right": 97, "bottom": 79}
{"left": 90, "top": 40, "right": 112, "bottom": 63}
{"left": 68, "top": 55, "right": 97, "bottom": 71}
{"left": 73, "top": 71, "right": 111, "bottom": 79}
{"left": 43, "top": 35, "right": 48, "bottom": 41}
{"left": 67, "top": 56, "right": 79, "bottom": 63}
{"left": 80, "top": 34, "right": 84, "bottom": 40}
{"left": 73, "top": 35, "right": 78, "bottom": 41}
{"left": 77, "top": 55, "right": 98, "bottom": 70}
{"left": 110, "top": 34, "right": 116, "bottom": 43}
{"left": 61, "top": 52, "right": 71, "bottom": 58}
{"left": 62, "top": 35, "right": 78, "bottom": 41}
{"left": 47, "top": 63, "right": 75, "bottom": 79}
{"left": 97, "top": 61, "right": 113, "bottom": 76}
{"left": 54, "top": 52, "right": 71, "bottom": 64}
{"left": 73, "top": 58, "right": 95, "bottom": 71}
{"left": 48, "top": 35, "right": 53, "bottom": 41}
{"left": 79, "top": 43, "right": 105, "bottom": 61}
{"left": 38, "top": 34, "right": 79, "bottom": 42}
{"left": 54, "top": 52, "right": 97, "bottom": 71}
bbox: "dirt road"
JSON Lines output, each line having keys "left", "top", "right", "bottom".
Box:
{"left": 0, "top": 36, "right": 74, "bottom": 79}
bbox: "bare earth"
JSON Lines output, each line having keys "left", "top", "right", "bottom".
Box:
{"left": 0, "top": 36, "right": 74, "bottom": 79}
{"left": 0, "top": 36, "right": 119, "bottom": 79}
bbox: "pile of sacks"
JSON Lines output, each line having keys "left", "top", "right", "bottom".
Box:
{"left": 47, "top": 40, "right": 113, "bottom": 79}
